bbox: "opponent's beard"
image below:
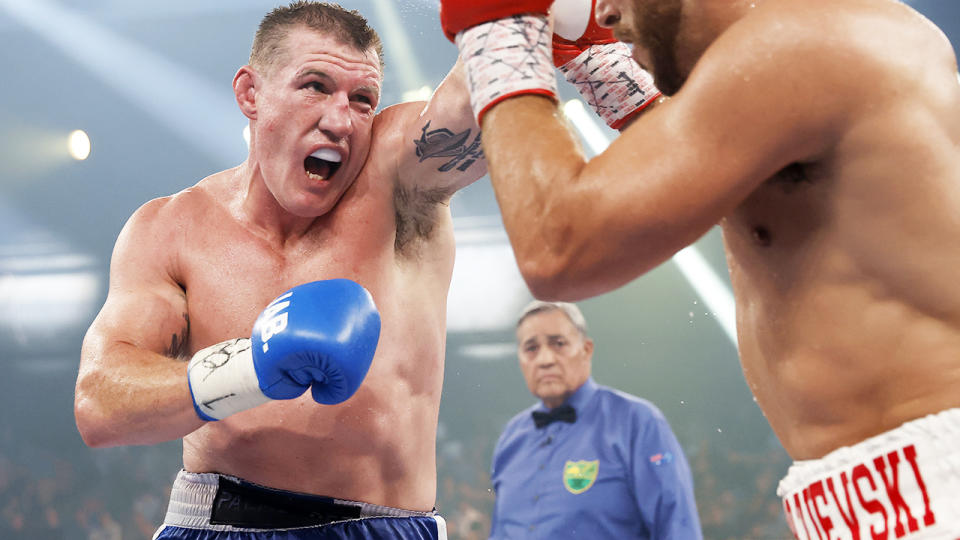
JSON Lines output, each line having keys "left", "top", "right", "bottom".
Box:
{"left": 634, "top": 0, "right": 684, "bottom": 96}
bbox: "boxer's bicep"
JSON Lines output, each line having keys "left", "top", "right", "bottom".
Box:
{"left": 81, "top": 199, "right": 189, "bottom": 371}
{"left": 76, "top": 198, "right": 201, "bottom": 445}
{"left": 394, "top": 59, "right": 488, "bottom": 196}
{"left": 568, "top": 86, "right": 799, "bottom": 285}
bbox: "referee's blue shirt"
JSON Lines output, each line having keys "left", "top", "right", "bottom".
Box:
{"left": 489, "top": 378, "right": 702, "bottom": 539}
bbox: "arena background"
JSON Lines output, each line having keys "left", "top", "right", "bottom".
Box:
{"left": 0, "top": 1, "right": 957, "bottom": 538}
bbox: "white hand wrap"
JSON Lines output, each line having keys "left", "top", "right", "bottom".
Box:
{"left": 456, "top": 14, "right": 558, "bottom": 123}
{"left": 559, "top": 42, "right": 660, "bottom": 129}
{"left": 186, "top": 338, "right": 271, "bottom": 421}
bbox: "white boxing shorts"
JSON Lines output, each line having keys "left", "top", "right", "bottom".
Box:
{"left": 777, "top": 408, "right": 960, "bottom": 540}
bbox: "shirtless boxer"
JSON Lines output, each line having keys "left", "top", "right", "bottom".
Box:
{"left": 440, "top": 0, "right": 960, "bottom": 537}
{"left": 74, "top": 2, "right": 486, "bottom": 538}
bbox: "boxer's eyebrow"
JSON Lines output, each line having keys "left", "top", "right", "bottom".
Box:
{"left": 296, "top": 69, "right": 332, "bottom": 84}
{"left": 296, "top": 69, "right": 381, "bottom": 98}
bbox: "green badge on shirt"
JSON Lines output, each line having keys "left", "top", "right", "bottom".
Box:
{"left": 563, "top": 460, "right": 599, "bottom": 494}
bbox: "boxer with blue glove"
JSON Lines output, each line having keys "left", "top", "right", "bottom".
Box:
{"left": 76, "top": 2, "right": 488, "bottom": 538}
{"left": 187, "top": 279, "right": 381, "bottom": 421}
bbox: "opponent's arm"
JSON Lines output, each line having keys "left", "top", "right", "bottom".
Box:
{"left": 77, "top": 198, "right": 206, "bottom": 446}
{"left": 442, "top": 4, "right": 845, "bottom": 300}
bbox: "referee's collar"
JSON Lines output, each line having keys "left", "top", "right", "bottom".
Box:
{"left": 537, "top": 377, "right": 598, "bottom": 413}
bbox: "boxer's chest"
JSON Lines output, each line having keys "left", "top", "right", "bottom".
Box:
{"left": 179, "top": 196, "right": 400, "bottom": 354}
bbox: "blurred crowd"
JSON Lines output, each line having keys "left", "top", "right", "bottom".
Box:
{"left": 689, "top": 440, "right": 792, "bottom": 539}
{"left": 0, "top": 415, "right": 792, "bottom": 539}
{"left": 0, "top": 422, "right": 176, "bottom": 540}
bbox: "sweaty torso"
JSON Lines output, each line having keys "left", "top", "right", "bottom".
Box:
{"left": 166, "top": 127, "right": 455, "bottom": 511}
{"left": 720, "top": 0, "right": 960, "bottom": 459}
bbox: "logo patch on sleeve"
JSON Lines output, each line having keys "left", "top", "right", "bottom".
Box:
{"left": 563, "top": 460, "right": 599, "bottom": 494}
{"left": 649, "top": 452, "right": 674, "bottom": 466}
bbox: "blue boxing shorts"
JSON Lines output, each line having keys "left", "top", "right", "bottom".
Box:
{"left": 153, "top": 471, "right": 448, "bottom": 540}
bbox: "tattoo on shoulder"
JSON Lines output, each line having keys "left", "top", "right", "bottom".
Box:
{"left": 413, "top": 121, "right": 484, "bottom": 173}
{"left": 166, "top": 313, "right": 190, "bottom": 360}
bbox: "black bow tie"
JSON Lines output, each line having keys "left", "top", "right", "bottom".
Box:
{"left": 532, "top": 404, "right": 577, "bottom": 429}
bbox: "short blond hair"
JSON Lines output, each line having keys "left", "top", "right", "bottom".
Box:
{"left": 250, "top": 2, "right": 384, "bottom": 75}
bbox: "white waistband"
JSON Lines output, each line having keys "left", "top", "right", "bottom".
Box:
{"left": 778, "top": 408, "right": 960, "bottom": 496}
{"left": 778, "top": 408, "right": 960, "bottom": 540}
{"left": 162, "top": 470, "right": 435, "bottom": 532}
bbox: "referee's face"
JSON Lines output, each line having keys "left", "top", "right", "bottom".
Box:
{"left": 517, "top": 310, "right": 594, "bottom": 408}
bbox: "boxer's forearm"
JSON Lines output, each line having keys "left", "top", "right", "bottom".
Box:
{"left": 482, "top": 96, "right": 707, "bottom": 301}
{"left": 75, "top": 341, "right": 204, "bottom": 447}
{"left": 482, "top": 96, "right": 611, "bottom": 301}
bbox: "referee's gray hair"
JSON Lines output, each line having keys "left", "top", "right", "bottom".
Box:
{"left": 516, "top": 300, "right": 588, "bottom": 336}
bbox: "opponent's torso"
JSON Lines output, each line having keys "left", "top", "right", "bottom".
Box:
{"left": 720, "top": 2, "right": 960, "bottom": 459}
{"left": 172, "top": 153, "right": 455, "bottom": 510}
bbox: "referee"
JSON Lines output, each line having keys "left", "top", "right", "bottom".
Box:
{"left": 488, "top": 301, "right": 702, "bottom": 539}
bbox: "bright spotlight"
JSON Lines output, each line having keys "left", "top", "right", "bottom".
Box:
{"left": 67, "top": 129, "right": 91, "bottom": 161}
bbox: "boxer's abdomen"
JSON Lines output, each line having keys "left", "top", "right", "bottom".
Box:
{"left": 720, "top": 150, "right": 960, "bottom": 460}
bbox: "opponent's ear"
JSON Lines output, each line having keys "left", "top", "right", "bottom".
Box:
{"left": 234, "top": 66, "right": 258, "bottom": 120}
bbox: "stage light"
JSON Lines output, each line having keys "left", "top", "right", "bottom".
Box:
{"left": 67, "top": 129, "right": 90, "bottom": 161}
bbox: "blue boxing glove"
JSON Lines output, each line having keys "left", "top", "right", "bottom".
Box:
{"left": 187, "top": 279, "right": 381, "bottom": 421}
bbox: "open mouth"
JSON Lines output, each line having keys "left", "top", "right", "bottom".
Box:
{"left": 304, "top": 148, "right": 342, "bottom": 181}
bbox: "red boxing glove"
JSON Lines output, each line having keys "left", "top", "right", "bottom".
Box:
{"left": 440, "top": 0, "right": 553, "bottom": 42}
{"left": 550, "top": 0, "right": 616, "bottom": 67}
{"left": 551, "top": 0, "right": 661, "bottom": 129}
